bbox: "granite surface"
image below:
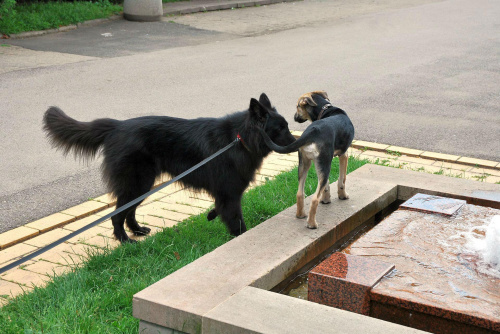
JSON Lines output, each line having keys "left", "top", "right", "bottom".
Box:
{"left": 308, "top": 252, "right": 394, "bottom": 315}
{"left": 345, "top": 204, "right": 500, "bottom": 332}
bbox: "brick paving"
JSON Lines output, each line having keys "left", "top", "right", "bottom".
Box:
{"left": 0, "top": 138, "right": 498, "bottom": 305}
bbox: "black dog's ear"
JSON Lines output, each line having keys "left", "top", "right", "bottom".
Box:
{"left": 258, "top": 93, "right": 273, "bottom": 110}
{"left": 250, "top": 98, "right": 268, "bottom": 122}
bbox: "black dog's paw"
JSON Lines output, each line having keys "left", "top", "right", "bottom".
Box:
{"left": 115, "top": 233, "right": 136, "bottom": 244}
{"left": 207, "top": 208, "right": 218, "bottom": 221}
{"left": 230, "top": 224, "right": 247, "bottom": 236}
{"left": 132, "top": 226, "right": 151, "bottom": 236}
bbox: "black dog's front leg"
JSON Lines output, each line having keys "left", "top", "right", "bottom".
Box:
{"left": 230, "top": 221, "right": 247, "bottom": 236}
{"left": 216, "top": 197, "right": 247, "bottom": 236}
{"left": 126, "top": 208, "right": 151, "bottom": 236}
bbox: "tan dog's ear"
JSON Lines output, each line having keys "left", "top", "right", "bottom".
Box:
{"left": 315, "top": 91, "right": 329, "bottom": 100}
{"left": 301, "top": 96, "right": 317, "bottom": 107}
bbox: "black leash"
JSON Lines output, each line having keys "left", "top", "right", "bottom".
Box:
{"left": 0, "top": 137, "right": 240, "bottom": 275}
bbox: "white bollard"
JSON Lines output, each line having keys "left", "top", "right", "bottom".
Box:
{"left": 123, "top": 0, "right": 163, "bottom": 22}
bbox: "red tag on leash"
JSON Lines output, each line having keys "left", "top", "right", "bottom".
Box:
{"left": 237, "top": 133, "right": 250, "bottom": 151}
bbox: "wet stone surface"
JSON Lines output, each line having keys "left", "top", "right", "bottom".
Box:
{"left": 344, "top": 203, "right": 500, "bottom": 332}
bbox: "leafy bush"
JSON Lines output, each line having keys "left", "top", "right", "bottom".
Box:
{"left": 0, "top": 0, "right": 17, "bottom": 20}
{"left": 0, "top": 0, "right": 122, "bottom": 35}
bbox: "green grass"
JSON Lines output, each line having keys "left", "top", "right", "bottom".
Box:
{"left": 0, "top": 0, "right": 122, "bottom": 35}
{"left": 0, "top": 0, "right": 191, "bottom": 35}
{"left": 0, "top": 155, "right": 368, "bottom": 333}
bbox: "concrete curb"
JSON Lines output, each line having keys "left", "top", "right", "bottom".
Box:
{"left": 350, "top": 140, "right": 500, "bottom": 169}
{"left": 163, "top": 0, "right": 297, "bottom": 16}
{"left": 3, "top": 0, "right": 297, "bottom": 39}
{"left": 6, "top": 15, "right": 122, "bottom": 40}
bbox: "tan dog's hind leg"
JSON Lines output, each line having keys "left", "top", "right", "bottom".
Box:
{"left": 307, "top": 165, "right": 328, "bottom": 229}
{"left": 338, "top": 152, "right": 349, "bottom": 199}
{"left": 296, "top": 151, "right": 311, "bottom": 219}
{"left": 321, "top": 184, "right": 331, "bottom": 204}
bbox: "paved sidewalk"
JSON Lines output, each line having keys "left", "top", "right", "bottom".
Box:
{"left": 1, "top": 135, "right": 499, "bottom": 306}
{"left": 162, "top": 0, "right": 297, "bottom": 15}
{"left": 6, "top": 0, "right": 297, "bottom": 39}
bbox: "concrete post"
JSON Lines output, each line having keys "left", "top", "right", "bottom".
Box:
{"left": 123, "top": 0, "right": 163, "bottom": 22}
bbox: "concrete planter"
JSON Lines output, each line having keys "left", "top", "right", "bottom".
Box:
{"left": 123, "top": 0, "right": 163, "bottom": 22}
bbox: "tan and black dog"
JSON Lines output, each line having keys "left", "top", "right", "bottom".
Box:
{"left": 259, "top": 91, "right": 354, "bottom": 229}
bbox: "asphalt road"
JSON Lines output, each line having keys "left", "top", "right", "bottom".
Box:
{"left": 0, "top": 0, "right": 499, "bottom": 233}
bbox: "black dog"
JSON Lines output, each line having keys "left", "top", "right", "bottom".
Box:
{"left": 259, "top": 91, "right": 354, "bottom": 229}
{"left": 43, "top": 93, "right": 295, "bottom": 243}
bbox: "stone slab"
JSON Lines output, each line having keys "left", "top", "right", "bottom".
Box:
{"left": 32, "top": 243, "right": 83, "bottom": 266}
{"left": 160, "top": 197, "right": 213, "bottom": 210}
{"left": 370, "top": 302, "right": 494, "bottom": 334}
{"left": 457, "top": 157, "right": 499, "bottom": 169}
{"left": 352, "top": 140, "right": 390, "bottom": 151}
{"left": 62, "top": 214, "right": 107, "bottom": 232}
{"left": 137, "top": 215, "right": 178, "bottom": 229}
{"left": 420, "top": 152, "right": 460, "bottom": 163}
{"left": 431, "top": 160, "right": 472, "bottom": 171}
{"left": 24, "top": 228, "right": 71, "bottom": 248}
{"left": 25, "top": 212, "right": 75, "bottom": 233}
{"left": 156, "top": 203, "right": 205, "bottom": 216}
{"left": 386, "top": 145, "right": 425, "bottom": 157}
{"left": 0, "top": 268, "right": 49, "bottom": 288}
{"left": 24, "top": 260, "right": 69, "bottom": 277}
{"left": 139, "top": 321, "right": 186, "bottom": 334}
{"left": 61, "top": 201, "right": 108, "bottom": 219}
{"left": 83, "top": 235, "right": 121, "bottom": 249}
{"left": 93, "top": 193, "right": 116, "bottom": 205}
{"left": 65, "top": 226, "right": 109, "bottom": 244}
{"left": 308, "top": 252, "right": 394, "bottom": 315}
{"left": 400, "top": 193, "right": 466, "bottom": 216}
{"left": 0, "top": 226, "right": 39, "bottom": 249}
{"left": 0, "top": 243, "right": 38, "bottom": 266}
{"left": 203, "top": 286, "right": 423, "bottom": 334}
{"left": 0, "top": 279, "right": 30, "bottom": 299}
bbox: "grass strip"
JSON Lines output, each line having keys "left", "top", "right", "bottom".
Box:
{"left": 0, "top": 1, "right": 122, "bottom": 35}
{"left": 0, "top": 155, "right": 368, "bottom": 333}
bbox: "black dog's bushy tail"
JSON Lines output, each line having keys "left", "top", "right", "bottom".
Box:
{"left": 259, "top": 127, "right": 319, "bottom": 153}
{"left": 43, "top": 106, "right": 118, "bottom": 160}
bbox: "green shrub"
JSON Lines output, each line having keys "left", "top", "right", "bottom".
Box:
{"left": 0, "top": 0, "right": 122, "bottom": 35}
{"left": 0, "top": 0, "right": 17, "bottom": 20}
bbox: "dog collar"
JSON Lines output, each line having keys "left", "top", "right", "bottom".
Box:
{"left": 317, "top": 103, "right": 333, "bottom": 120}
